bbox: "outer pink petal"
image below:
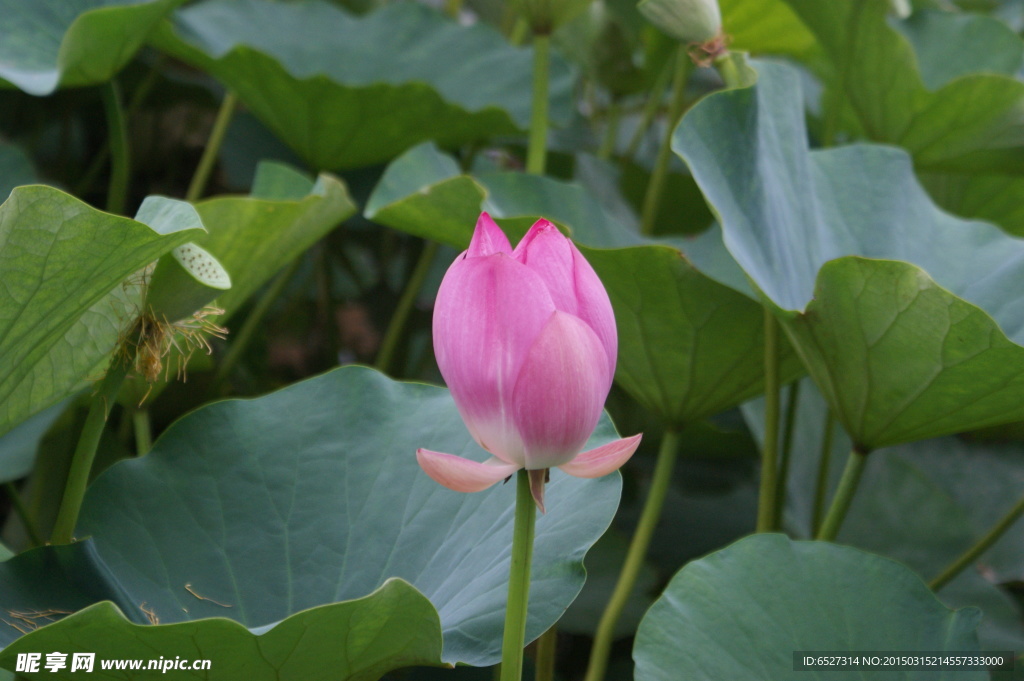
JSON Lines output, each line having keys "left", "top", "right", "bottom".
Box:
{"left": 467, "top": 212, "right": 512, "bottom": 256}
{"left": 511, "top": 311, "right": 611, "bottom": 470}
{"left": 417, "top": 449, "right": 521, "bottom": 492}
{"left": 433, "top": 254, "right": 556, "bottom": 465}
{"left": 558, "top": 434, "right": 642, "bottom": 478}
{"left": 511, "top": 219, "right": 617, "bottom": 383}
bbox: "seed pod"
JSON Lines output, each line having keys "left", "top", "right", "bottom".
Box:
{"left": 637, "top": 0, "right": 722, "bottom": 44}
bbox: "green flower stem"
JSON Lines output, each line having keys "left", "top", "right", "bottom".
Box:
{"left": 376, "top": 240, "right": 439, "bottom": 375}
{"left": 526, "top": 33, "right": 551, "bottom": 175}
{"left": 534, "top": 625, "right": 557, "bottom": 681}
{"left": 185, "top": 91, "right": 238, "bottom": 203}
{"left": 132, "top": 408, "right": 152, "bottom": 455}
{"left": 625, "top": 56, "right": 674, "bottom": 161}
{"left": 810, "top": 412, "right": 835, "bottom": 536}
{"left": 640, "top": 46, "right": 690, "bottom": 236}
{"left": 76, "top": 59, "right": 164, "bottom": 197}
{"left": 713, "top": 53, "right": 743, "bottom": 89}
{"left": 597, "top": 101, "right": 621, "bottom": 160}
{"left": 773, "top": 380, "right": 801, "bottom": 529}
{"left": 815, "top": 449, "right": 868, "bottom": 542}
{"left": 500, "top": 470, "right": 538, "bottom": 681}
{"left": 211, "top": 258, "right": 301, "bottom": 393}
{"left": 585, "top": 429, "right": 680, "bottom": 681}
{"left": 4, "top": 482, "right": 42, "bottom": 548}
{"left": 100, "top": 80, "right": 130, "bottom": 215}
{"left": 929, "top": 493, "right": 1024, "bottom": 592}
{"left": 757, "top": 308, "right": 781, "bottom": 532}
{"left": 51, "top": 354, "right": 131, "bottom": 544}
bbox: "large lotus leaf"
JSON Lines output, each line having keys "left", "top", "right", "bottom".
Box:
{"left": 0, "top": 187, "right": 203, "bottom": 439}
{"left": 741, "top": 384, "right": 1024, "bottom": 652}
{"left": 0, "top": 366, "right": 622, "bottom": 669}
{"left": 366, "top": 143, "right": 803, "bottom": 426}
{"left": 193, "top": 162, "right": 356, "bottom": 322}
{"left": 633, "top": 534, "right": 985, "bottom": 681}
{"left": 0, "top": 0, "right": 184, "bottom": 96}
{"left": 894, "top": 10, "right": 1024, "bottom": 91}
{"left": 719, "top": 0, "right": 820, "bottom": 63}
{"left": 0, "top": 582, "right": 443, "bottom": 681}
{"left": 0, "top": 142, "right": 37, "bottom": 200}
{"left": 770, "top": 0, "right": 1024, "bottom": 234}
{"left": 150, "top": 0, "right": 573, "bottom": 171}
{"left": 674, "top": 60, "right": 1024, "bottom": 450}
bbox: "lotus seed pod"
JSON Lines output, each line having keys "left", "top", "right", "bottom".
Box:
{"left": 637, "top": 0, "right": 722, "bottom": 44}
{"left": 144, "top": 242, "right": 231, "bottom": 324}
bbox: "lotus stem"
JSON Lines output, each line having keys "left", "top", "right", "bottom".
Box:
{"left": 640, "top": 46, "right": 690, "bottom": 236}
{"left": 186, "top": 91, "right": 238, "bottom": 203}
{"left": 499, "top": 470, "right": 538, "bottom": 681}
{"left": 585, "top": 428, "right": 680, "bottom": 681}
{"left": 52, "top": 353, "right": 131, "bottom": 544}
{"left": 757, "top": 308, "right": 781, "bottom": 532}
{"left": 929, "top": 493, "right": 1024, "bottom": 591}
{"left": 816, "top": 449, "right": 868, "bottom": 542}
{"left": 811, "top": 412, "right": 835, "bottom": 536}
{"left": 100, "top": 80, "right": 130, "bottom": 215}
{"left": 376, "top": 240, "right": 439, "bottom": 375}
{"left": 773, "top": 380, "right": 801, "bottom": 529}
{"left": 526, "top": 34, "right": 551, "bottom": 175}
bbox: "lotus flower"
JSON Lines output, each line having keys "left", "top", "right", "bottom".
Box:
{"left": 417, "top": 213, "right": 641, "bottom": 511}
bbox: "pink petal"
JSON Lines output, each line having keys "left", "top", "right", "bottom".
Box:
{"left": 433, "top": 254, "right": 556, "bottom": 465}
{"left": 416, "top": 449, "right": 521, "bottom": 493}
{"left": 511, "top": 311, "right": 611, "bottom": 470}
{"left": 511, "top": 219, "right": 618, "bottom": 384}
{"left": 467, "top": 212, "right": 512, "bottom": 257}
{"left": 558, "top": 434, "right": 642, "bottom": 478}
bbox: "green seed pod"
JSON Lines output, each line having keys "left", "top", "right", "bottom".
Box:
{"left": 637, "top": 0, "right": 722, "bottom": 44}
{"left": 144, "top": 242, "right": 231, "bottom": 324}
{"left": 512, "top": 0, "right": 592, "bottom": 34}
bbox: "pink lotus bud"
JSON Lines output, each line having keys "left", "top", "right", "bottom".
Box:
{"left": 417, "top": 213, "right": 641, "bottom": 510}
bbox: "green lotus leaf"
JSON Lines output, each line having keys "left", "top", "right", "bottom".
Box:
{"left": 674, "top": 60, "right": 1024, "bottom": 450}
{"left": 0, "top": 0, "right": 184, "bottom": 95}
{"left": 633, "top": 534, "right": 984, "bottom": 681}
{"left": 150, "top": 0, "right": 573, "bottom": 171}
{"left": 0, "top": 187, "right": 203, "bottom": 438}
{"left": 0, "top": 366, "right": 623, "bottom": 670}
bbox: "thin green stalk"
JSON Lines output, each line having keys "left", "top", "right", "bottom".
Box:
{"left": 500, "top": 470, "right": 538, "bottom": 681}
{"left": 100, "top": 80, "right": 130, "bottom": 215}
{"left": 51, "top": 355, "right": 131, "bottom": 544}
{"left": 815, "top": 450, "right": 868, "bottom": 542}
{"left": 713, "top": 53, "right": 743, "bottom": 89}
{"left": 930, "top": 493, "right": 1024, "bottom": 591}
{"left": 132, "top": 408, "right": 152, "bottom": 455}
{"left": 76, "top": 58, "right": 165, "bottom": 197}
{"left": 625, "top": 56, "right": 674, "bottom": 161}
{"left": 376, "top": 241, "right": 439, "bottom": 375}
{"left": 535, "top": 626, "right": 557, "bottom": 681}
{"left": 185, "top": 91, "right": 238, "bottom": 203}
{"left": 211, "top": 258, "right": 301, "bottom": 392}
{"left": 597, "top": 101, "right": 621, "bottom": 160}
{"left": 640, "top": 47, "right": 690, "bottom": 236}
{"left": 526, "top": 34, "right": 551, "bottom": 175}
{"left": 757, "top": 308, "right": 781, "bottom": 532}
{"left": 773, "top": 381, "right": 801, "bottom": 529}
{"left": 585, "top": 429, "right": 680, "bottom": 681}
{"left": 810, "top": 412, "right": 835, "bottom": 536}
{"left": 4, "top": 482, "right": 42, "bottom": 548}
